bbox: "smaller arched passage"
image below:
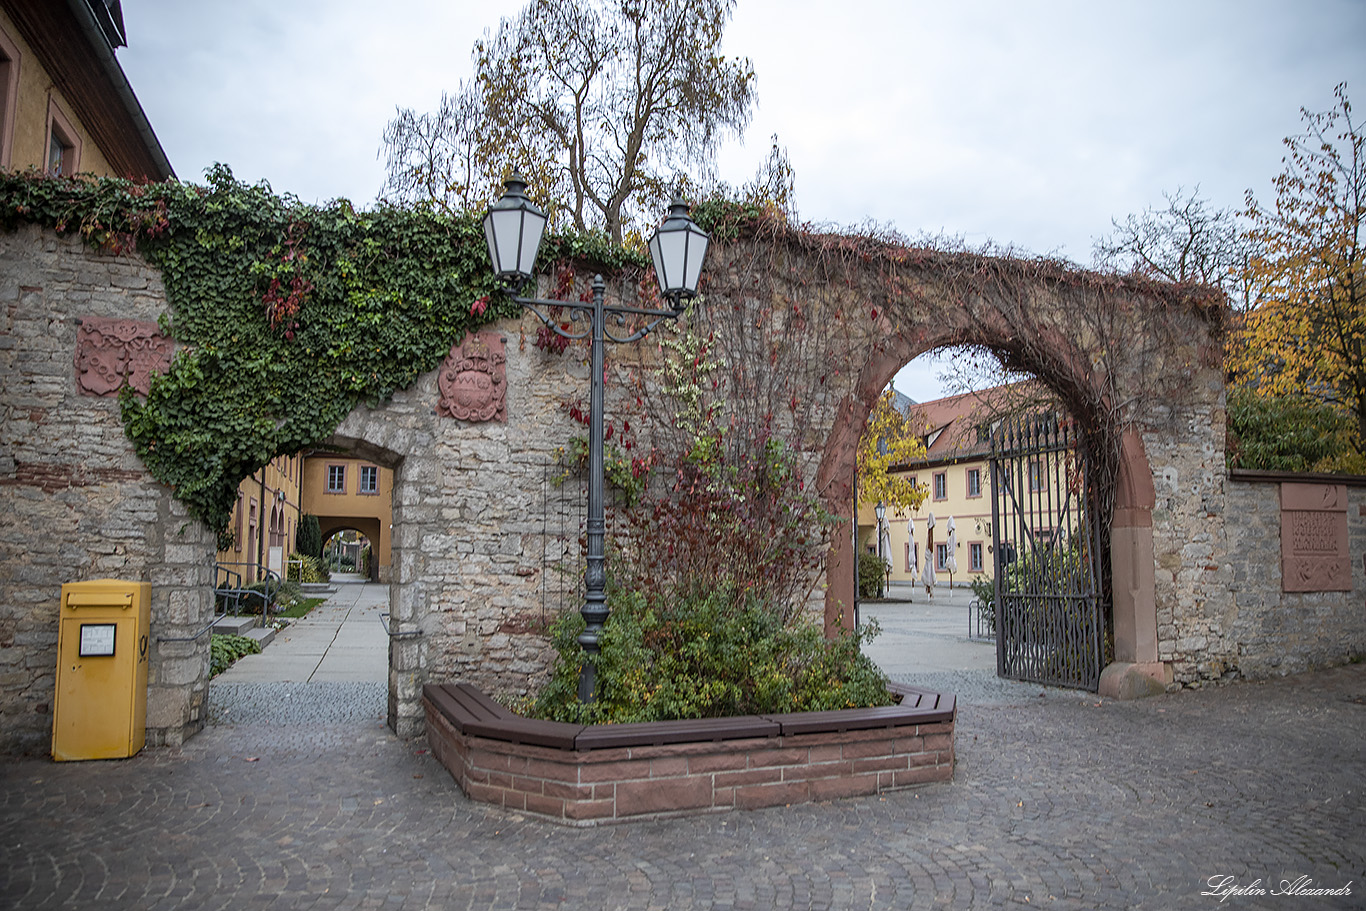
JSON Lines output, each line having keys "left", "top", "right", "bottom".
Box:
{"left": 817, "top": 329, "right": 1159, "bottom": 677}
{"left": 318, "top": 520, "right": 383, "bottom": 579}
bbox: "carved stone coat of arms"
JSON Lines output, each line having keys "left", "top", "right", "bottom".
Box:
{"left": 436, "top": 330, "right": 507, "bottom": 422}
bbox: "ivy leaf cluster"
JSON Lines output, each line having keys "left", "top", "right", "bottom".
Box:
{"left": 2, "top": 165, "right": 521, "bottom": 543}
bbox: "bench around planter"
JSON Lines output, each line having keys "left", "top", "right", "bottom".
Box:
{"left": 423, "top": 681, "right": 956, "bottom": 825}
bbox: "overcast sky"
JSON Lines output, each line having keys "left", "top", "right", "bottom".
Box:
{"left": 116, "top": 0, "right": 1366, "bottom": 402}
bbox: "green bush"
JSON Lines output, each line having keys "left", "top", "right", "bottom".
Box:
{"left": 287, "top": 552, "right": 330, "bottom": 583}
{"left": 1227, "top": 386, "right": 1365, "bottom": 473}
{"left": 857, "top": 549, "right": 887, "bottom": 599}
{"left": 296, "top": 515, "right": 322, "bottom": 559}
{"left": 237, "top": 579, "right": 281, "bottom": 614}
{"left": 210, "top": 634, "right": 261, "bottom": 677}
{"left": 969, "top": 575, "right": 995, "bottom": 634}
{"left": 530, "top": 585, "right": 893, "bottom": 724}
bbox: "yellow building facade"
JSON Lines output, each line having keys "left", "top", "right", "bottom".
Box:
{"left": 215, "top": 454, "right": 304, "bottom": 583}
{"left": 858, "top": 388, "right": 1002, "bottom": 589}
{"left": 300, "top": 454, "right": 394, "bottom": 583}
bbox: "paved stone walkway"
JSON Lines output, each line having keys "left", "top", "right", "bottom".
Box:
{"left": 214, "top": 582, "right": 389, "bottom": 684}
{"left": 3, "top": 656, "right": 1362, "bottom": 909}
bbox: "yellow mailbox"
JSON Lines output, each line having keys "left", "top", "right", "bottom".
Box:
{"left": 52, "top": 579, "right": 152, "bottom": 761}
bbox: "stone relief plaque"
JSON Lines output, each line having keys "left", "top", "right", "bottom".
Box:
{"left": 436, "top": 330, "right": 507, "bottom": 422}
{"left": 1280, "top": 482, "right": 1351, "bottom": 592}
{"left": 74, "top": 316, "right": 173, "bottom": 397}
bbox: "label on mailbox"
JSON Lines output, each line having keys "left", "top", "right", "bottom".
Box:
{"left": 79, "top": 623, "right": 116, "bottom": 657}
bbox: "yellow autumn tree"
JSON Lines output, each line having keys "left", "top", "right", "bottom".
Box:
{"left": 856, "top": 388, "right": 929, "bottom": 512}
{"left": 1231, "top": 83, "right": 1365, "bottom": 458}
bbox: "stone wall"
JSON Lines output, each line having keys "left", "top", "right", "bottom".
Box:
{"left": 1208, "top": 478, "right": 1365, "bottom": 681}
{"left": 1141, "top": 364, "right": 1366, "bottom": 685}
{"left": 0, "top": 225, "right": 214, "bottom": 753}
{"left": 4, "top": 222, "right": 1364, "bottom": 755}
{"left": 326, "top": 321, "right": 595, "bottom": 736}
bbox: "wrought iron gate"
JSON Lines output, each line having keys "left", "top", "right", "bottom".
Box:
{"left": 989, "top": 414, "right": 1106, "bottom": 691}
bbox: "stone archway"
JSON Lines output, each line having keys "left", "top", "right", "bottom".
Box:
{"left": 819, "top": 342, "right": 1162, "bottom": 684}
{"left": 814, "top": 331, "right": 1127, "bottom": 626}
{"left": 801, "top": 248, "right": 1218, "bottom": 689}
{"left": 269, "top": 235, "right": 1226, "bottom": 723}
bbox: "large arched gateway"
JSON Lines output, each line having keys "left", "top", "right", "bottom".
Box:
{"left": 2, "top": 219, "right": 1362, "bottom": 752}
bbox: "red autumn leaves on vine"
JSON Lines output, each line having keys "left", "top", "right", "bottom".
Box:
{"left": 261, "top": 221, "right": 312, "bottom": 338}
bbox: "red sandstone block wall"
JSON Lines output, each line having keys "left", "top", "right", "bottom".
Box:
{"left": 424, "top": 702, "right": 954, "bottom": 825}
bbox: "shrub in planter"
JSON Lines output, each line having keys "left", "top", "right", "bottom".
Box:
{"left": 532, "top": 584, "right": 893, "bottom": 724}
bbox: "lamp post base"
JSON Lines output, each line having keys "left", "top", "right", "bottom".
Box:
{"left": 577, "top": 659, "right": 598, "bottom": 704}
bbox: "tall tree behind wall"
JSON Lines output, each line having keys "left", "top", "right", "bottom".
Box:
{"left": 1092, "top": 186, "right": 1259, "bottom": 311}
{"left": 1233, "top": 83, "right": 1365, "bottom": 458}
{"left": 380, "top": 0, "right": 756, "bottom": 243}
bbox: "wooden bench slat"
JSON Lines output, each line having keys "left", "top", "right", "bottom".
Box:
{"left": 424, "top": 683, "right": 582, "bottom": 749}
{"left": 465, "top": 715, "right": 583, "bottom": 750}
{"left": 452, "top": 683, "right": 511, "bottom": 718}
{"left": 761, "top": 704, "right": 942, "bottom": 735}
{"left": 422, "top": 684, "right": 474, "bottom": 733}
{"left": 444, "top": 684, "right": 506, "bottom": 723}
{"left": 573, "top": 715, "right": 780, "bottom": 750}
{"left": 425, "top": 682, "right": 954, "bottom": 751}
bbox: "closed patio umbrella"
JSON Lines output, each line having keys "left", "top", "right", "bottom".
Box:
{"left": 880, "top": 522, "right": 894, "bottom": 577}
{"left": 921, "top": 512, "right": 937, "bottom": 596}
{"left": 945, "top": 515, "right": 959, "bottom": 586}
{"left": 906, "top": 514, "right": 918, "bottom": 580}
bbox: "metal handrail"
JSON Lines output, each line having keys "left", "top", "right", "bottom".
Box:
{"left": 379, "top": 612, "right": 422, "bottom": 640}
{"left": 213, "top": 562, "right": 282, "bottom": 621}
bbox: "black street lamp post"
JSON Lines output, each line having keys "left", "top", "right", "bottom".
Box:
{"left": 483, "top": 176, "right": 709, "bottom": 702}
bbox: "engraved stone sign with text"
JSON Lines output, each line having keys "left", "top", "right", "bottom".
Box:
{"left": 1280, "top": 482, "right": 1350, "bottom": 592}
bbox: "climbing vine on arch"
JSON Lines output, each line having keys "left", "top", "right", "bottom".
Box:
{"left": 0, "top": 165, "right": 642, "bottom": 546}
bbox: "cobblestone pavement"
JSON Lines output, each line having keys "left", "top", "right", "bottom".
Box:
{"left": 3, "top": 663, "right": 1363, "bottom": 910}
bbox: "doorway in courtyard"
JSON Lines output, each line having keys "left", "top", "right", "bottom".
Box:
{"left": 322, "top": 529, "right": 374, "bottom": 579}
{"left": 989, "top": 412, "right": 1108, "bottom": 691}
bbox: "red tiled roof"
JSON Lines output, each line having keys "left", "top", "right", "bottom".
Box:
{"left": 902, "top": 381, "right": 1045, "bottom": 466}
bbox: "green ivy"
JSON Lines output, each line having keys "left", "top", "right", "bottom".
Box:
{"left": 0, "top": 167, "right": 663, "bottom": 545}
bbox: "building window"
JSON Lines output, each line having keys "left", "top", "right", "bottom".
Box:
{"left": 969, "top": 541, "right": 984, "bottom": 572}
{"left": 935, "top": 543, "right": 949, "bottom": 571}
{"left": 966, "top": 467, "right": 982, "bottom": 498}
{"left": 1028, "top": 460, "right": 1047, "bottom": 492}
{"left": 358, "top": 465, "right": 379, "bottom": 495}
{"left": 933, "top": 471, "right": 947, "bottom": 500}
{"left": 44, "top": 100, "right": 80, "bottom": 176}
{"left": 326, "top": 464, "right": 346, "bottom": 493}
